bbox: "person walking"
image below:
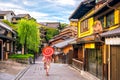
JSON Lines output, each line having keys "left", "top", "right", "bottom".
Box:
{"left": 42, "top": 55, "right": 52, "bottom": 76}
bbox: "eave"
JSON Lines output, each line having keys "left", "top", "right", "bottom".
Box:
{"left": 69, "top": 0, "right": 95, "bottom": 20}
{"left": 0, "top": 21, "right": 16, "bottom": 34}
{"left": 93, "top": 0, "right": 120, "bottom": 17}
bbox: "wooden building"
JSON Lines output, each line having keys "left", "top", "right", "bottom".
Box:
{"left": 49, "top": 26, "right": 77, "bottom": 63}
{"left": 39, "top": 22, "right": 60, "bottom": 29}
{"left": 0, "top": 21, "right": 16, "bottom": 60}
{"left": 12, "top": 14, "right": 31, "bottom": 24}
{"left": 69, "top": 0, "right": 120, "bottom": 80}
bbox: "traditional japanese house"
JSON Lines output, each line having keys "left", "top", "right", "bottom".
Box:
{"left": 96, "top": 0, "right": 120, "bottom": 80}
{"left": 39, "top": 22, "right": 61, "bottom": 45}
{"left": 12, "top": 14, "right": 31, "bottom": 24}
{"left": 69, "top": 0, "right": 120, "bottom": 80}
{"left": 0, "top": 11, "right": 15, "bottom": 22}
{"left": 49, "top": 26, "right": 77, "bottom": 63}
{"left": 39, "top": 22, "right": 60, "bottom": 29}
{"left": 39, "top": 22, "right": 61, "bottom": 53}
{"left": 0, "top": 21, "right": 16, "bottom": 60}
{"left": 69, "top": 19, "right": 78, "bottom": 27}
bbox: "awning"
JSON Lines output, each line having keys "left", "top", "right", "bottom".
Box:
{"left": 101, "top": 27, "right": 120, "bottom": 37}
{"left": 77, "top": 35, "right": 104, "bottom": 44}
{"left": 54, "top": 51, "right": 62, "bottom": 55}
{"left": 77, "top": 35, "right": 94, "bottom": 41}
{"left": 52, "top": 38, "right": 76, "bottom": 48}
{"left": 78, "top": 40, "right": 104, "bottom": 44}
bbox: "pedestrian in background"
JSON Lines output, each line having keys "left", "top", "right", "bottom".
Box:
{"left": 42, "top": 55, "right": 52, "bottom": 76}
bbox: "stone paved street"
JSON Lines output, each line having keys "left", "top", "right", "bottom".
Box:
{"left": 0, "top": 73, "right": 15, "bottom": 80}
{"left": 16, "top": 56, "right": 88, "bottom": 80}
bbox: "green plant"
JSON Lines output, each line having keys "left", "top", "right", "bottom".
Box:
{"left": 9, "top": 54, "right": 34, "bottom": 59}
{"left": 45, "top": 27, "right": 59, "bottom": 41}
{"left": 17, "top": 19, "right": 40, "bottom": 53}
{"left": 2, "top": 20, "right": 18, "bottom": 31}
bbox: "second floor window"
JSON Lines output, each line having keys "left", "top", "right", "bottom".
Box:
{"left": 106, "top": 11, "right": 114, "bottom": 27}
{"left": 97, "top": 10, "right": 115, "bottom": 29}
{"left": 80, "top": 20, "right": 88, "bottom": 33}
{"left": 0, "top": 16, "right": 4, "bottom": 19}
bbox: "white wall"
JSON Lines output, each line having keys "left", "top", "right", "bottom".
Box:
{"left": 4, "top": 12, "right": 15, "bottom": 22}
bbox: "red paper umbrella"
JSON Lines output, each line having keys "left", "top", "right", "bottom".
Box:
{"left": 42, "top": 46, "right": 54, "bottom": 56}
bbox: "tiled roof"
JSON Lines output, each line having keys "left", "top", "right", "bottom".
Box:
{"left": 13, "top": 14, "right": 30, "bottom": 18}
{"left": 0, "top": 21, "right": 15, "bottom": 34}
{"left": 16, "top": 14, "right": 27, "bottom": 17}
{"left": 101, "top": 27, "right": 120, "bottom": 37}
{"left": 61, "top": 26, "right": 77, "bottom": 32}
{"left": 39, "top": 22, "right": 47, "bottom": 26}
{"left": 49, "top": 26, "right": 77, "bottom": 43}
{"left": 0, "top": 11, "right": 14, "bottom": 15}
{"left": 39, "top": 22, "right": 60, "bottom": 28}
{"left": 47, "top": 22, "right": 60, "bottom": 28}
{"left": 52, "top": 38, "right": 76, "bottom": 48}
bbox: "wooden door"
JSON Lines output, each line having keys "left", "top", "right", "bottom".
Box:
{"left": 111, "top": 45, "right": 120, "bottom": 80}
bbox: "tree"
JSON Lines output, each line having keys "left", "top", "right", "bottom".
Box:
{"left": 59, "top": 23, "right": 68, "bottom": 30}
{"left": 17, "top": 19, "right": 40, "bottom": 54}
{"left": 45, "top": 27, "right": 59, "bottom": 42}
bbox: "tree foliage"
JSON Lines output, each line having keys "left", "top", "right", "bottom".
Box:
{"left": 2, "top": 20, "right": 18, "bottom": 31}
{"left": 45, "top": 27, "right": 59, "bottom": 41}
{"left": 17, "top": 19, "right": 40, "bottom": 53}
{"left": 59, "top": 23, "right": 68, "bottom": 30}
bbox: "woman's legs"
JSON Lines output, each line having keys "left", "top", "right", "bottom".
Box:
{"left": 46, "top": 64, "right": 50, "bottom": 76}
{"left": 44, "top": 62, "right": 46, "bottom": 69}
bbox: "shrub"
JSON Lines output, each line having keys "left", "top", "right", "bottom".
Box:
{"left": 9, "top": 54, "right": 34, "bottom": 59}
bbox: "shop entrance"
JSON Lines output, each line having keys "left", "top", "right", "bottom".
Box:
{"left": 85, "top": 45, "right": 103, "bottom": 79}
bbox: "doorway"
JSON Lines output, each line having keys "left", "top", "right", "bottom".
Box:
{"left": 85, "top": 45, "right": 103, "bottom": 79}
{"left": 111, "top": 45, "right": 120, "bottom": 80}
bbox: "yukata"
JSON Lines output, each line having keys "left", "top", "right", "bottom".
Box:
{"left": 42, "top": 56, "right": 52, "bottom": 76}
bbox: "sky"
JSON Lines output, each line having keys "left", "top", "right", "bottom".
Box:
{"left": 0, "top": 0, "right": 83, "bottom": 23}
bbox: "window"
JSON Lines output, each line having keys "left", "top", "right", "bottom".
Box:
{"left": 97, "top": 11, "right": 114, "bottom": 29}
{"left": 80, "top": 20, "right": 88, "bottom": 33}
{"left": 11, "top": 13, "right": 13, "bottom": 15}
{"left": 96, "top": 0, "right": 102, "bottom": 3}
{"left": 16, "top": 18, "right": 21, "bottom": 20}
{"left": 98, "top": 16, "right": 105, "bottom": 28}
{"left": 0, "top": 16, "right": 4, "bottom": 19}
{"left": 96, "top": 0, "right": 106, "bottom": 3}
{"left": 106, "top": 11, "right": 114, "bottom": 27}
